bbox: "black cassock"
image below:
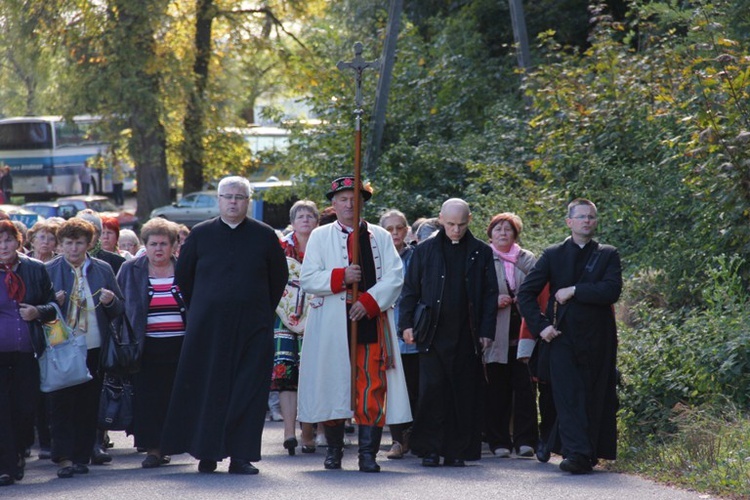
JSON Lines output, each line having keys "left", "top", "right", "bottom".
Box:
{"left": 518, "top": 237, "right": 621, "bottom": 462}
{"left": 161, "top": 217, "right": 287, "bottom": 462}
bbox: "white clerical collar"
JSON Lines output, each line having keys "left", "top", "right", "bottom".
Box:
{"left": 221, "top": 217, "right": 242, "bottom": 229}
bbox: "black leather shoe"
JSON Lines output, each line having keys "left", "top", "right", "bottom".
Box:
{"left": 283, "top": 437, "right": 298, "bottom": 456}
{"left": 228, "top": 459, "right": 259, "bottom": 475}
{"left": 142, "top": 455, "right": 161, "bottom": 468}
{"left": 91, "top": 447, "right": 112, "bottom": 465}
{"left": 421, "top": 453, "right": 440, "bottom": 467}
{"left": 301, "top": 444, "right": 316, "bottom": 454}
{"left": 57, "top": 466, "right": 75, "bottom": 479}
{"left": 0, "top": 474, "right": 13, "bottom": 486}
{"left": 198, "top": 460, "right": 217, "bottom": 473}
{"left": 559, "top": 456, "right": 593, "bottom": 474}
{"left": 443, "top": 457, "right": 465, "bottom": 467}
{"left": 72, "top": 464, "right": 89, "bottom": 474}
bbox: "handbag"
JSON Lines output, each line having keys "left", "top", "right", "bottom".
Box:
{"left": 98, "top": 374, "right": 134, "bottom": 430}
{"left": 101, "top": 315, "right": 141, "bottom": 375}
{"left": 39, "top": 304, "right": 92, "bottom": 393}
{"left": 412, "top": 302, "right": 431, "bottom": 343}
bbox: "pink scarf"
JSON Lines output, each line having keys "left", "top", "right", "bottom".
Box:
{"left": 491, "top": 242, "right": 521, "bottom": 291}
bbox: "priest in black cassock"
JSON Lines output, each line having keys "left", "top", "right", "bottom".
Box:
{"left": 161, "top": 176, "right": 288, "bottom": 475}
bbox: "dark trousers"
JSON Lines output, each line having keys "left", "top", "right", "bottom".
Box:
{"left": 36, "top": 392, "right": 52, "bottom": 449}
{"left": 0, "top": 352, "right": 39, "bottom": 476}
{"left": 390, "top": 352, "right": 419, "bottom": 443}
{"left": 537, "top": 381, "right": 556, "bottom": 445}
{"left": 412, "top": 343, "right": 484, "bottom": 460}
{"left": 48, "top": 348, "right": 102, "bottom": 465}
{"left": 133, "top": 360, "right": 179, "bottom": 449}
{"left": 549, "top": 339, "right": 592, "bottom": 459}
{"left": 484, "top": 345, "right": 539, "bottom": 452}
{"left": 112, "top": 183, "right": 124, "bottom": 206}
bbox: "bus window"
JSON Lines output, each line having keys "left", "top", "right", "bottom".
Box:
{"left": 55, "top": 120, "right": 104, "bottom": 148}
{"left": 0, "top": 122, "right": 53, "bottom": 150}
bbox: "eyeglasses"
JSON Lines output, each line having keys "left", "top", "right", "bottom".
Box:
{"left": 571, "top": 215, "right": 597, "bottom": 221}
{"left": 219, "top": 194, "right": 249, "bottom": 201}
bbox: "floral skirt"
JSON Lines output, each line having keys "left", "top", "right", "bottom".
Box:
{"left": 270, "top": 315, "right": 303, "bottom": 392}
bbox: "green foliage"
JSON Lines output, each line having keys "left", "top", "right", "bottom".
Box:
{"left": 617, "top": 404, "right": 750, "bottom": 497}
{"left": 619, "top": 254, "right": 750, "bottom": 440}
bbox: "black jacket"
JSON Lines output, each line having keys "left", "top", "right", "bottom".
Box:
{"left": 398, "top": 228, "right": 498, "bottom": 354}
{"left": 15, "top": 253, "right": 57, "bottom": 356}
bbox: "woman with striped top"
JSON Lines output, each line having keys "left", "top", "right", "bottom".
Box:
{"left": 116, "top": 218, "right": 186, "bottom": 468}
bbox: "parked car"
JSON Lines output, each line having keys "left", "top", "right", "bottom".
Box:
{"left": 150, "top": 191, "right": 224, "bottom": 228}
{"left": 22, "top": 202, "right": 79, "bottom": 220}
{"left": 56, "top": 195, "right": 139, "bottom": 230}
{"left": 0, "top": 204, "right": 45, "bottom": 228}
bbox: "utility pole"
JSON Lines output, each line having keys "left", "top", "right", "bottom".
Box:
{"left": 365, "top": 0, "right": 403, "bottom": 174}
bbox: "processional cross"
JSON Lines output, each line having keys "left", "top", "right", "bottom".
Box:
{"left": 337, "top": 42, "right": 379, "bottom": 411}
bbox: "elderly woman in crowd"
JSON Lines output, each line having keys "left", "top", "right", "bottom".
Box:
{"left": 45, "top": 218, "right": 124, "bottom": 479}
{"left": 379, "top": 209, "right": 419, "bottom": 460}
{"left": 118, "top": 229, "right": 142, "bottom": 258}
{"left": 0, "top": 220, "right": 56, "bottom": 487}
{"left": 28, "top": 221, "right": 60, "bottom": 263}
{"left": 272, "top": 200, "right": 320, "bottom": 455}
{"left": 117, "top": 218, "right": 186, "bottom": 468}
{"left": 100, "top": 216, "right": 132, "bottom": 259}
{"left": 483, "top": 212, "right": 539, "bottom": 458}
{"left": 174, "top": 224, "right": 190, "bottom": 257}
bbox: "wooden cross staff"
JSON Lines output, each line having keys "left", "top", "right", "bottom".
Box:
{"left": 337, "top": 42, "right": 378, "bottom": 411}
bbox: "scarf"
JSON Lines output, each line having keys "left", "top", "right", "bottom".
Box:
{"left": 67, "top": 264, "right": 88, "bottom": 333}
{"left": 491, "top": 242, "right": 521, "bottom": 291}
{"left": 0, "top": 255, "right": 25, "bottom": 302}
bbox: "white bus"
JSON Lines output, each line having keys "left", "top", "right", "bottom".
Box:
{"left": 0, "top": 115, "right": 130, "bottom": 200}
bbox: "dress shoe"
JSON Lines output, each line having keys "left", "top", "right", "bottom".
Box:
{"left": 91, "top": 447, "right": 112, "bottom": 465}
{"left": 228, "top": 459, "right": 259, "bottom": 475}
{"left": 0, "top": 474, "right": 14, "bottom": 486}
{"left": 57, "top": 466, "right": 75, "bottom": 479}
{"left": 283, "top": 437, "right": 298, "bottom": 456}
{"left": 198, "top": 459, "right": 217, "bottom": 473}
{"left": 386, "top": 441, "right": 404, "bottom": 459}
{"left": 517, "top": 445, "right": 535, "bottom": 458}
{"left": 444, "top": 457, "right": 465, "bottom": 467}
{"left": 301, "top": 443, "right": 316, "bottom": 454}
{"left": 72, "top": 464, "right": 89, "bottom": 474}
{"left": 492, "top": 447, "right": 511, "bottom": 458}
{"left": 142, "top": 454, "right": 162, "bottom": 468}
{"left": 559, "top": 455, "right": 593, "bottom": 474}
{"left": 421, "top": 453, "right": 440, "bottom": 467}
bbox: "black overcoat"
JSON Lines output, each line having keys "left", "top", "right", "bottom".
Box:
{"left": 160, "top": 217, "right": 287, "bottom": 462}
{"left": 517, "top": 237, "right": 621, "bottom": 460}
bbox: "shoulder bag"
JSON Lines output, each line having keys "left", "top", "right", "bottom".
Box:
{"left": 39, "top": 303, "right": 93, "bottom": 393}
{"left": 101, "top": 315, "right": 141, "bottom": 375}
{"left": 98, "top": 373, "right": 134, "bottom": 430}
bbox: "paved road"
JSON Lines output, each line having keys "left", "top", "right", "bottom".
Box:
{"left": 5, "top": 421, "right": 713, "bottom": 499}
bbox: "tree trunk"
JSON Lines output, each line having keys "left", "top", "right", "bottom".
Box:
{"left": 181, "top": 0, "right": 216, "bottom": 194}
{"left": 111, "top": 0, "right": 171, "bottom": 220}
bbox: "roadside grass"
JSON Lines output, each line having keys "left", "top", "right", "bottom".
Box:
{"left": 615, "top": 405, "right": 750, "bottom": 499}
